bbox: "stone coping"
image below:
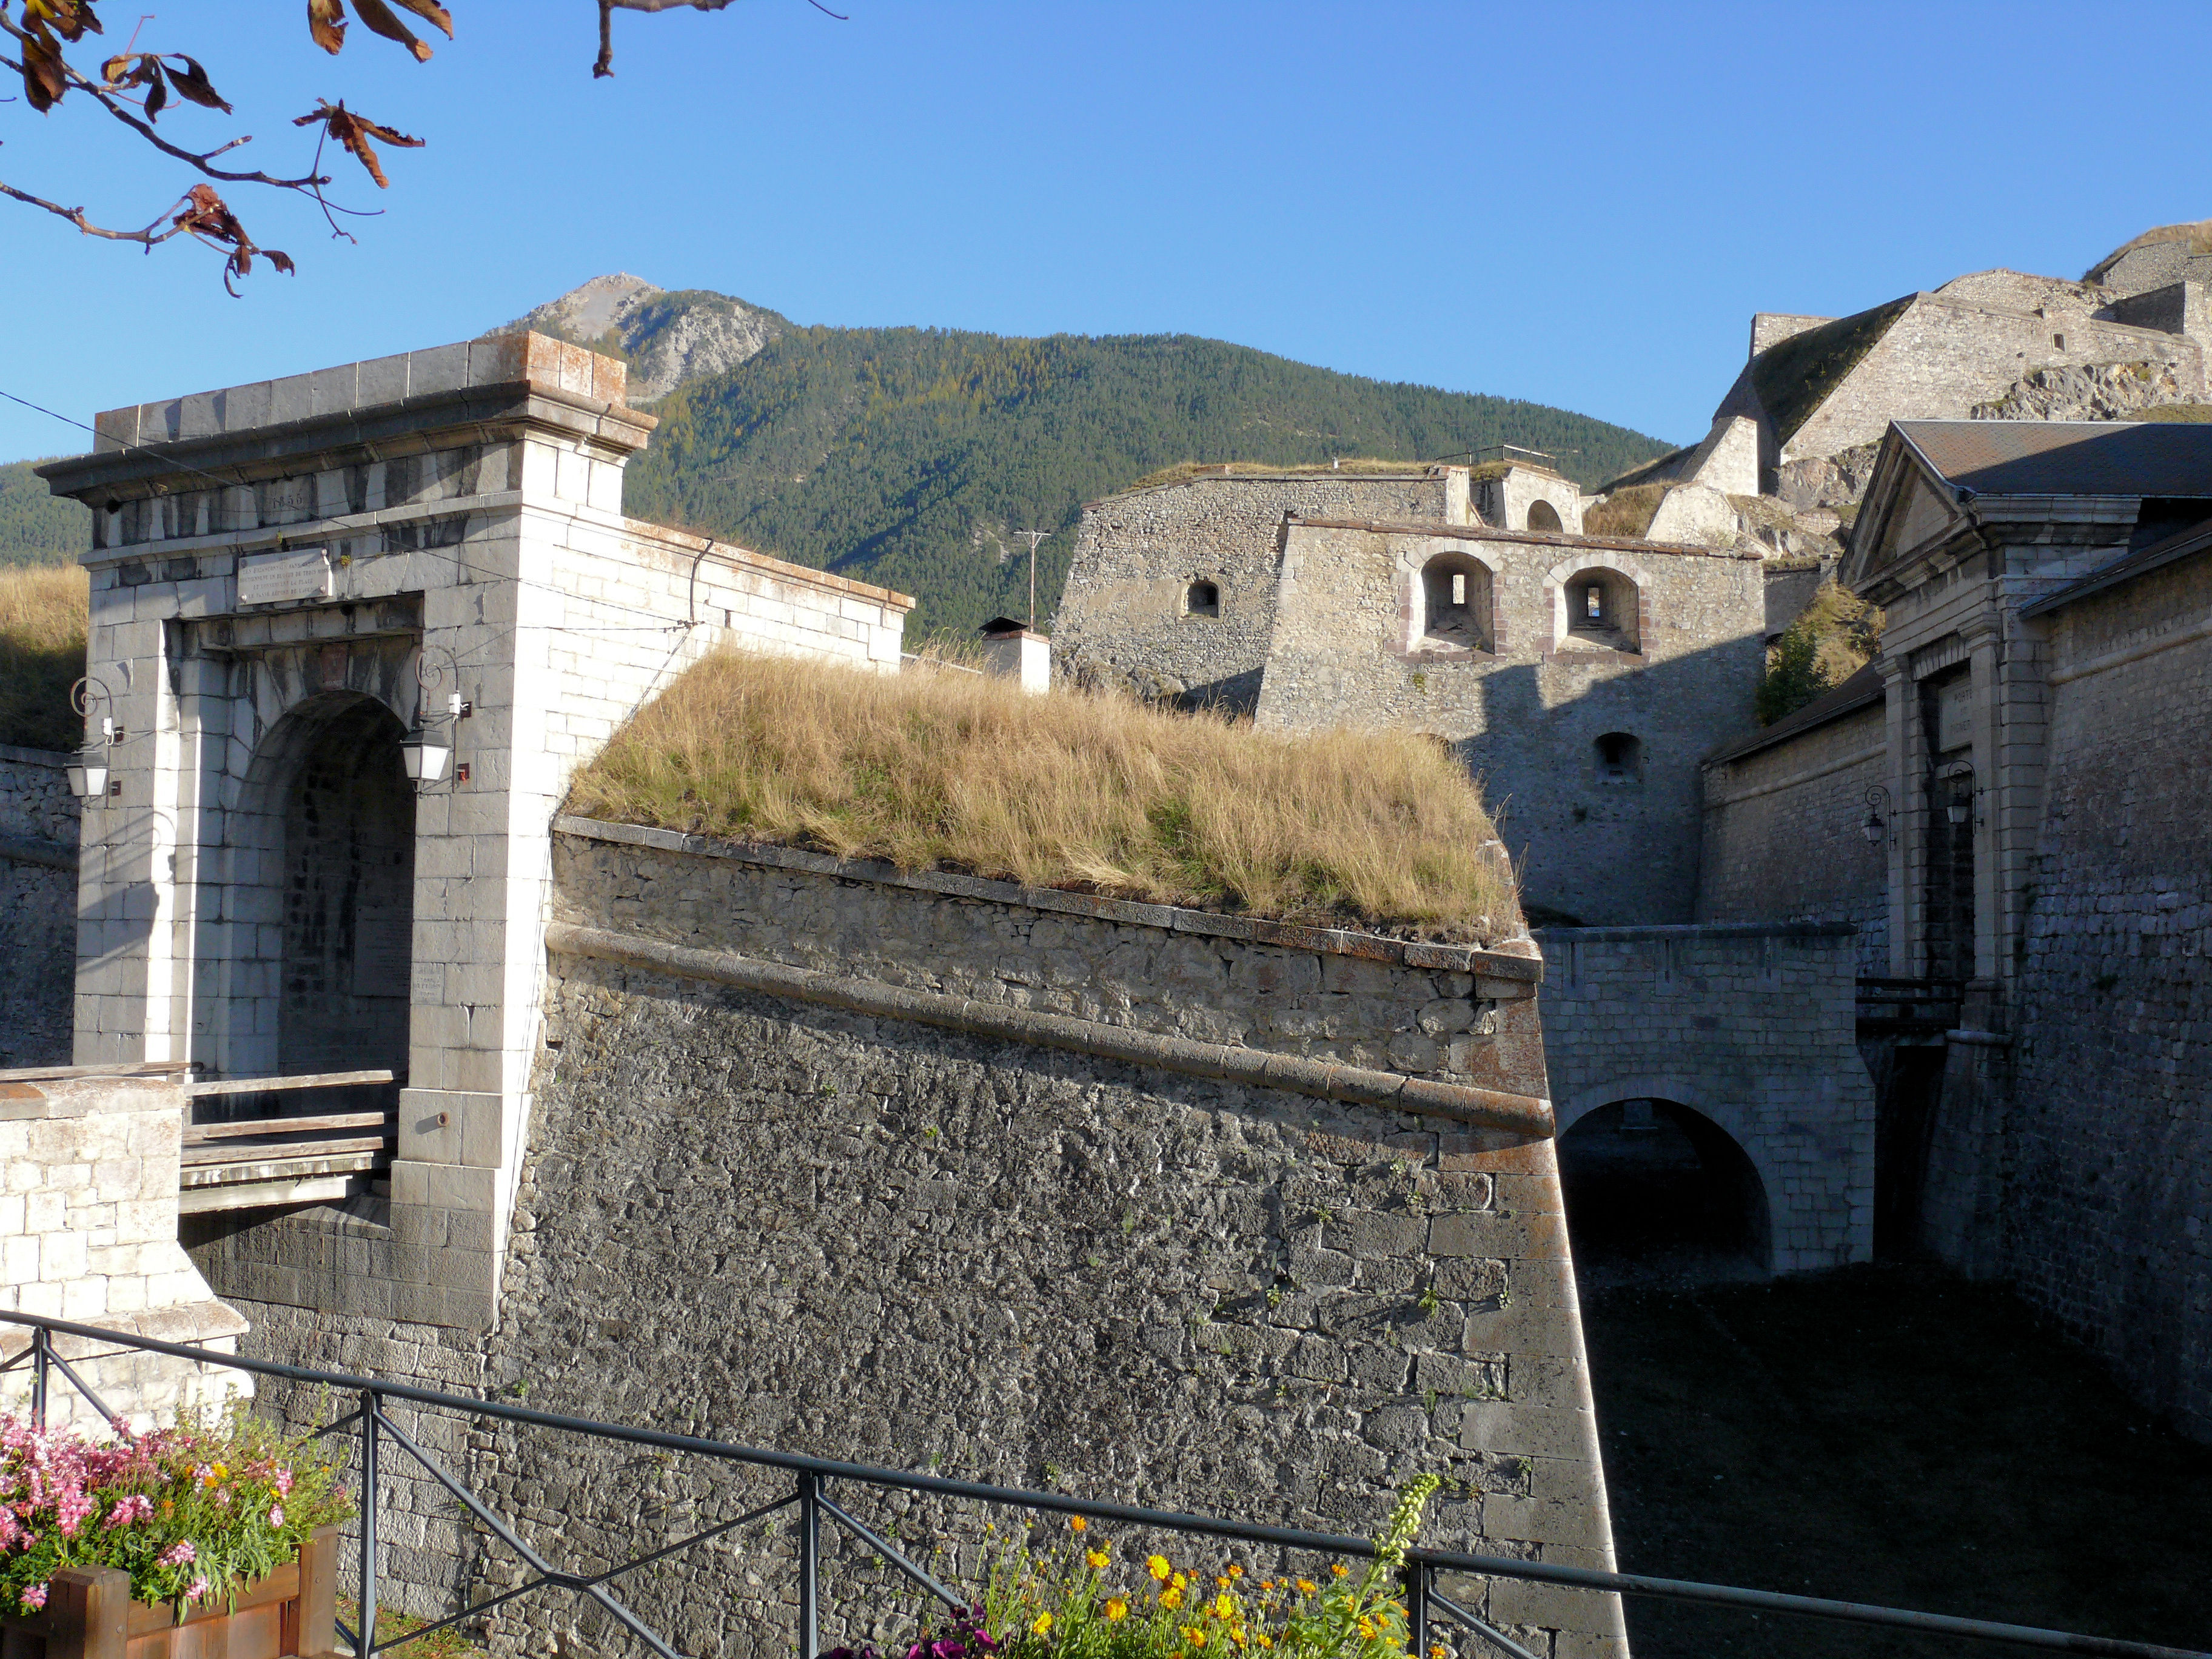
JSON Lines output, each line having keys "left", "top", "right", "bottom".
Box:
{"left": 1085, "top": 464, "right": 1449, "bottom": 507}
{"left": 0, "top": 743, "right": 70, "bottom": 768}
{"left": 1534, "top": 921, "right": 1857, "bottom": 942}
{"left": 0, "top": 1301, "right": 249, "bottom": 1364}
{"left": 552, "top": 814, "right": 1543, "bottom": 982}
{"left": 42, "top": 378, "right": 652, "bottom": 500}
{"left": 1291, "top": 515, "right": 1761, "bottom": 561}
{"left": 617, "top": 518, "right": 916, "bottom": 612}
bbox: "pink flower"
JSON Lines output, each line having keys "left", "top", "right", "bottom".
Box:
{"left": 186, "top": 1576, "right": 210, "bottom": 1604}
{"left": 158, "top": 1540, "right": 197, "bottom": 1568}
{"left": 275, "top": 1469, "right": 293, "bottom": 1496}
{"left": 104, "top": 1493, "right": 155, "bottom": 1529}
{"left": 19, "top": 1584, "right": 46, "bottom": 1612}
{"left": 268, "top": 1505, "right": 285, "bottom": 1529}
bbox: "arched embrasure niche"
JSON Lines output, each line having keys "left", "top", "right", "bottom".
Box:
{"left": 1548, "top": 558, "right": 1644, "bottom": 654}
{"left": 1416, "top": 551, "right": 1494, "bottom": 652}
{"left": 213, "top": 690, "right": 416, "bottom": 1081}
{"left": 1556, "top": 1096, "right": 1772, "bottom": 1284}
{"left": 1526, "top": 498, "right": 1563, "bottom": 533}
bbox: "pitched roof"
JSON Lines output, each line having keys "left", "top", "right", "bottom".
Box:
{"left": 1703, "top": 662, "right": 1884, "bottom": 767}
{"left": 1896, "top": 420, "right": 2212, "bottom": 498}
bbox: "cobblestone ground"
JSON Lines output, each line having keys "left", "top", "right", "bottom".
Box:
{"left": 1580, "top": 1265, "right": 2212, "bottom": 1658}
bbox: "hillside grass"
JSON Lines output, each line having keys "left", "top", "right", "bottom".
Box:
{"left": 0, "top": 565, "right": 89, "bottom": 751}
{"left": 0, "top": 460, "right": 89, "bottom": 569}
{"left": 568, "top": 650, "right": 1519, "bottom": 941}
{"left": 1584, "top": 481, "right": 1669, "bottom": 539}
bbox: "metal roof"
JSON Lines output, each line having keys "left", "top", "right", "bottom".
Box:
{"left": 1897, "top": 420, "right": 2212, "bottom": 498}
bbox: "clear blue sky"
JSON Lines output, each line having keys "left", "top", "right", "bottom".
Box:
{"left": 4, "top": 0, "right": 2209, "bottom": 464}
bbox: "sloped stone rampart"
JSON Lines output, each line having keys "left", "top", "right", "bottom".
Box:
{"left": 0, "top": 745, "right": 78, "bottom": 1070}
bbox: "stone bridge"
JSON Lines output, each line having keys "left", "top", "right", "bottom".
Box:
{"left": 1537, "top": 922, "right": 1875, "bottom": 1272}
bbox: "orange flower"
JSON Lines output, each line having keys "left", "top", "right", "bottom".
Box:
{"left": 1227, "top": 1566, "right": 1244, "bottom": 1580}
{"left": 1295, "top": 1580, "right": 1316, "bottom": 1596}
{"left": 1105, "top": 1600, "right": 1128, "bottom": 1622}
{"left": 1331, "top": 1563, "right": 1350, "bottom": 1578}
{"left": 1070, "top": 1517, "right": 1087, "bottom": 1533}
{"left": 1087, "top": 1549, "right": 1110, "bottom": 1572}
{"left": 1161, "top": 1586, "right": 1185, "bottom": 1612}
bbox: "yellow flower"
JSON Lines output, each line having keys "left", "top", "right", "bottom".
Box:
{"left": 1257, "top": 1637, "right": 1275, "bottom": 1651}
{"left": 1148, "top": 1556, "right": 1172, "bottom": 1583}
{"left": 1173, "top": 1574, "right": 1188, "bottom": 1590}
{"left": 1161, "top": 1587, "right": 1185, "bottom": 1611}
{"left": 1087, "top": 1549, "right": 1110, "bottom": 1572}
{"left": 1192, "top": 1635, "right": 1207, "bottom": 1649}
{"left": 1231, "top": 1629, "right": 1247, "bottom": 1648}
{"left": 1033, "top": 1614, "right": 1053, "bottom": 1637}
{"left": 1105, "top": 1600, "right": 1128, "bottom": 1623}
{"left": 1331, "top": 1563, "right": 1350, "bottom": 1578}
{"left": 1295, "top": 1580, "right": 1317, "bottom": 1596}
{"left": 1358, "top": 1618, "right": 1376, "bottom": 1641}
{"left": 1429, "top": 1647, "right": 1448, "bottom": 1659}
{"left": 1213, "top": 1594, "right": 1235, "bottom": 1620}
{"left": 1070, "top": 1516, "right": 1087, "bottom": 1533}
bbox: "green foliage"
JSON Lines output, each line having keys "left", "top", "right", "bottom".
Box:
{"left": 0, "top": 461, "right": 87, "bottom": 569}
{"left": 963, "top": 1477, "right": 1439, "bottom": 1659}
{"left": 624, "top": 326, "right": 1673, "bottom": 638}
{"left": 1755, "top": 620, "right": 1830, "bottom": 725}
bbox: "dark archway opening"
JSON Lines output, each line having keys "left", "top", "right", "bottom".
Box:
{"left": 1558, "top": 1099, "right": 1771, "bottom": 1286}
{"left": 1526, "top": 498, "right": 1563, "bottom": 532}
{"left": 278, "top": 696, "right": 415, "bottom": 1078}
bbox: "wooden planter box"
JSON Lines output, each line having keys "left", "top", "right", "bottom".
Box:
{"left": 0, "top": 1526, "right": 340, "bottom": 1659}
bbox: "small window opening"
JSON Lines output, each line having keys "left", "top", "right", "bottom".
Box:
{"left": 2053, "top": 332, "right": 2066, "bottom": 350}
{"left": 1595, "top": 731, "right": 1643, "bottom": 784}
{"left": 1185, "top": 580, "right": 1219, "bottom": 618}
{"left": 1527, "top": 499, "right": 1563, "bottom": 533}
{"left": 1452, "top": 572, "right": 1466, "bottom": 605}
{"left": 1586, "top": 584, "right": 1603, "bottom": 621}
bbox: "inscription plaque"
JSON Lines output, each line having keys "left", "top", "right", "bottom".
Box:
{"left": 236, "top": 548, "right": 333, "bottom": 606}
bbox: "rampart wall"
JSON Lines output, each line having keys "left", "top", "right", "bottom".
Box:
{"left": 1697, "top": 702, "right": 1889, "bottom": 973}
{"left": 192, "top": 820, "right": 1632, "bottom": 1659}
{"left": 0, "top": 744, "right": 78, "bottom": 1069}
{"left": 1253, "top": 519, "right": 1765, "bottom": 926}
{"left": 1535, "top": 924, "right": 1876, "bottom": 1271}
{"left": 1053, "top": 472, "right": 1455, "bottom": 711}
{"left": 1787, "top": 295, "right": 2202, "bottom": 462}
{"left": 1948, "top": 552, "right": 2212, "bottom": 1439}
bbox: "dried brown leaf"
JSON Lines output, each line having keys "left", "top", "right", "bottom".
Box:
{"left": 19, "top": 24, "right": 69, "bottom": 112}
{"left": 383, "top": 0, "right": 454, "bottom": 39}
{"left": 307, "top": 0, "right": 348, "bottom": 55}
{"left": 163, "top": 55, "right": 231, "bottom": 112}
{"left": 349, "top": 0, "right": 433, "bottom": 61}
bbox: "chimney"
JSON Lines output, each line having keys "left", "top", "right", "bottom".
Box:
{"left": 977, "top": 617, "right": 1051, "bottom": 694}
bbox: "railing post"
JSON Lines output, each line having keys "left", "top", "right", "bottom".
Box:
{"left": 357, "top": 1388, "right": 378, "bottom": 1659}
{"left": 30, "top": 1326, "right": 49, "bottom": 1431}
{"left": 1404, "top": 1562, "right": 1430, "bottom": 1659}
{"left": 797, "top": 1471, "right": 821, "bottom": 1659}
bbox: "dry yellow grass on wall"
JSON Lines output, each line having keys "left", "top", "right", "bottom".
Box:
{"left": 0, "top": 565, "right": 89, "bottom": 752}
{"left": 568, "top": 650, "right": 1520, "bottom": 941}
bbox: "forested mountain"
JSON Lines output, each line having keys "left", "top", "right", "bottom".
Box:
{"left": 0, "top": 461, "right": 85, "bottom": 568}
{"left": 0, "top": 288, "right": 1676, "bottom": 638}
{"left": 623, "top": 323, "right": 1674, "bottom": 637}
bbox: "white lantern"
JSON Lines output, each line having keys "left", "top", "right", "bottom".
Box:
{"left": 66, "top": 761, "right": 109, "bottom": 799}
{"left": 400, "top": 733, "right": 452, "bottom": 783}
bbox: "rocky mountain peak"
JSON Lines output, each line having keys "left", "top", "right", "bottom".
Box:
{"left": 492, "top": 274, "right": 787, "bottom": 402}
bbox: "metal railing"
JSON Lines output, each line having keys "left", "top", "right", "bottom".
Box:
{"left": 1, "top": 1310, "right": 2204, "bottom": 1659}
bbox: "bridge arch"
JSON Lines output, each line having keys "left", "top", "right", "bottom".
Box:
{"left": 1556, "top": 1078, "right": 1778, "bottom": 1277}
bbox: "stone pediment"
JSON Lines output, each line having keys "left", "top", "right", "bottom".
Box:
{"left": 1842, "top": 429, "right": 1964, "bottom": 597}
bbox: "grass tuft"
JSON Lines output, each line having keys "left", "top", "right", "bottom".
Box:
{"left": 568, "top": 651, "right": 1519, "bottom": 941}
{"left": 0, "top": 565, "right": 88, "bottom": 751}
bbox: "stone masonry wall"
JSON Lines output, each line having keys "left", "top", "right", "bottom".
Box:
{"left": 0, "top": 745, "right": 78, "bottom": 1069}
{"left": 1696, "top": 702, "right": 1889, "bottom": 973}
{"left": 1253, "top": 520, "right": 1765, "bottom": 927}
{"left": 449, "top": 824, "right": 1624, "bottom": 1659}
{"left": 1053, "top": 472, "right": 1456, "bottom": 711}
{"left": 0, "top": 1070, "right": 249, "bottom": 1432}
{"left": 1786, "top": 294, "right": 2202, "bottom": 462}
{"left": 1536, "top": 924, "right": 1876, "bottom": 1272}
{"left": 1992, "top": 552, "right": 2212, "bottom": 1439}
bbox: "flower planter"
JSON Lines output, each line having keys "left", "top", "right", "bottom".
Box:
{"left": 0, "top": 1525, "right": 340, "bottom": 1659}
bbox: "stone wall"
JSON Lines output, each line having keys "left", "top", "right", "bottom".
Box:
{"left": 1982, "top": 552, "right": 2212, "bottom": 1439}
{"left": 190, "top": 820, "right": 1633, "bottom": 1658}
{"left": 0, "top": 1068, "right": 249, "bottom": 1431}
{"left": 1697, "top": 700, "right": 1889, "bottom": 973}
{"left": 1787, "top": 294, "right": 2202, "bottom": 463}
{"left": 1253, "top": 519, "right": 1765, "bottom": 926}
{"left": 1535, "top": 925, "right": 1876, "bottom": 1272}
{"left": 1053, "top": 471, "right": 1457, "bottom": 711}
{"left": 0, "top": 745, "right": 78, "bottom": 1070}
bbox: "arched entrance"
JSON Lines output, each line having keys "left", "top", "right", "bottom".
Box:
{"left": 1557, "top": 1099, "right": 1771, "bottom": 1284}
{"left": 215, "top": 690, "right": 416, "bottom": 1081}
